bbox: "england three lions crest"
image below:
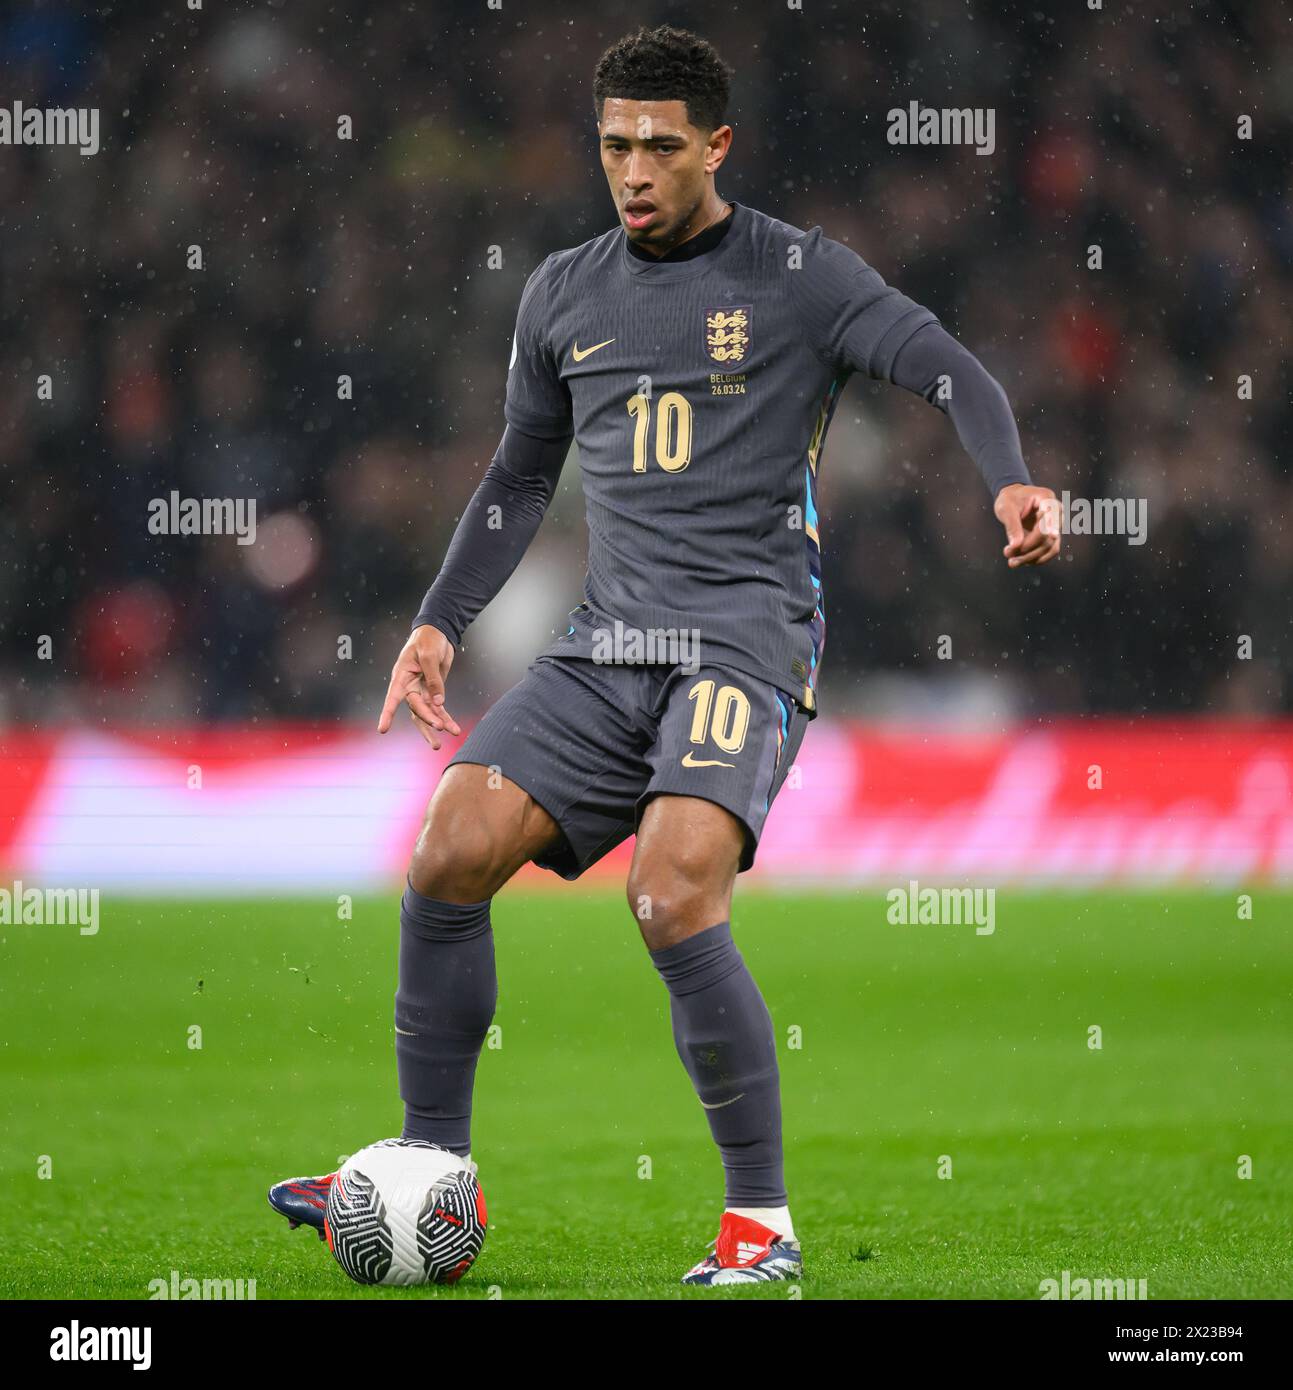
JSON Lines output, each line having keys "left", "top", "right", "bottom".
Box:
{"left": 705, "top": 305, "right": 751, "bottom": 365}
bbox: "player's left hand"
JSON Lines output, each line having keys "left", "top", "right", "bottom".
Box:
{"left": 994, "top": 483, "right": 1061, "bottom": 568}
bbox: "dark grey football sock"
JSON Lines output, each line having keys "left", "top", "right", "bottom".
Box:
{"left": 649, "top": 921, "right": 786, "bottom": 1206}
{"left": 395, "top": 883, "right": 496, "bottom": 1157}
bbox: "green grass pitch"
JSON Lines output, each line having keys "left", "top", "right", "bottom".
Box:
{"left": 1, "top": 890, "right": 1289, "bottom": 1300}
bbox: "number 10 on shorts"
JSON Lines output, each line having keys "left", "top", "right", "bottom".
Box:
{"left": 687, "top": 679, "right": 751, "bottom": 754}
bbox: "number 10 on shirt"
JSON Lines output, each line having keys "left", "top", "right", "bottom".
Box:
{"left": 627, "top": 390, "right": 693, "bottom": 473}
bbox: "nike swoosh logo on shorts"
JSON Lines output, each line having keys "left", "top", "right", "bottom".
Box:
{"left": 681, "top": 752, "right": 736, "bottom": 769}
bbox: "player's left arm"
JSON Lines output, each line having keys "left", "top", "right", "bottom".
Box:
{"left": 888, "top": 322, "right": 1060, "bottom": 568}
{"left": 788, "top": 230, "right": 1059, "bottom": 568}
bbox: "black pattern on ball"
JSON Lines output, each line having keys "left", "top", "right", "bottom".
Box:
{"left": 326, "top": 1169, "right": 393, "bottom": 1285}
{"left": 417, "top": 1170, "right": 487, "bottom": 1282}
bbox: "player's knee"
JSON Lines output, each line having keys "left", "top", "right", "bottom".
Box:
{"left": 408, "top": 799, "right": 503, "bottom": 904}
{"left": 626, "top": 846, "right": 729, "bottom": 950}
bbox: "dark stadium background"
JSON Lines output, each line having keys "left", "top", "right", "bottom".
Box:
{"left": 2, "top": 0, "right": 1293, "bottom": 1322}
{"left": 1, "top": 0, "right": 1287, "bottom": 729}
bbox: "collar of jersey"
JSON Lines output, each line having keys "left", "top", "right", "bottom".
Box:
{"left": 620, "top": 200, "right": 744, "bottom": 280}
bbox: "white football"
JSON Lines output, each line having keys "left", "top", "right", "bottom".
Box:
{"left": 325, "top": 1138, "right": 487, "bottom": 1286}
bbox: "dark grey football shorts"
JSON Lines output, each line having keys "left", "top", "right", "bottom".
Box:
{"left": 446, "top": 655, "right": 810, "bottom": 878}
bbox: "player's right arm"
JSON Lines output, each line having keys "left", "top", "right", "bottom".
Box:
{"left": 378, "top": 426, "right": 571, "bottom": 746}
{"left": 379, "top": 255, "right": 574, "bottom": 747}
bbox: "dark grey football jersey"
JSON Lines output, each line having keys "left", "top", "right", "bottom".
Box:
{"left": 506, "top": 199, "right": 937, "bottom": 711}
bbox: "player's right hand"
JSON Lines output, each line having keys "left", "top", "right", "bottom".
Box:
{"left": 377, "top": 624, "right": 462, "bottom": 750}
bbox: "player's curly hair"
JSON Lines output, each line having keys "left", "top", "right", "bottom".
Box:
{"left": 593, "top": 25, "right": 733, "bottom": 133}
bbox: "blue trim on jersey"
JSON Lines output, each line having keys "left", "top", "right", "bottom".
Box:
{"left": 802, "top": 374, "right": 845, "bottom": 700}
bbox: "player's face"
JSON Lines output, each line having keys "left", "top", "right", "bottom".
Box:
{"left": 598, "top": 98, "right": 729, "bottom": 248}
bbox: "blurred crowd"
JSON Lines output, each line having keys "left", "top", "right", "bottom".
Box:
{"left": 0, "top": 0, "right": 1289, "bottom": 727}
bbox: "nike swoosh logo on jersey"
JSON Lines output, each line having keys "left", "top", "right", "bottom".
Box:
{"left": 571, "top": 337, "right": 615, "bottom": 361}
{"left": 681, "top": 752, "right": 736, "bottom": 770}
